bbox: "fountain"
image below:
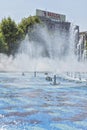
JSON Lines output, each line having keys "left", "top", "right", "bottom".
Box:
{"left": 83, "top": 49, "right": 87, "bottom": 61}
{"left": 0, "top": 26, "right": 79, "bottom": 71}
{"left": 77, "top": 35, "right": 84, "bottom": 61}
{"left": 0, "top": 24, "right": 87, "bottom": 73}
{"left": 0, "top": 23, "right": 87, "bottom": 130}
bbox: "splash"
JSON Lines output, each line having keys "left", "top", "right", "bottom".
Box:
{"left": 0, "top": 24, "right": 87, "bottom": 72}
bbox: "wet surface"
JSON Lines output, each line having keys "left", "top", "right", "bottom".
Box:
{"left": 0, "top": 72, "right": 87, "bottom": 130}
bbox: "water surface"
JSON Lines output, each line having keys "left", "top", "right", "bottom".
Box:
{"left": 0, "top": 72, "right": 87, "bottom": 130}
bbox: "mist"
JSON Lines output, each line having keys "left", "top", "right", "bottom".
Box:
{"left": 0, "top": 24, "right": 87, "bottom": 73}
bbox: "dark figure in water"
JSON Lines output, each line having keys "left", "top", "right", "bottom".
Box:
{"left": 34, "top": 71, "right": 36, "bottom": 77}
{"left": 53, "top": 75, "right": 57, "bottom": 85}
{"left": 53, "top": 75, "right": 60, "bottom": 85}
{"left": 22, "top": 72, "right": 25, "bottom": 76}
{"left": 46, "top": 76, "right": 52, "bottom": 81}
{"left": 44, "top": 72, "right": 48, "bottom": 75}
{"left": 79, "top": 75, "right": 81, "bottom": 80}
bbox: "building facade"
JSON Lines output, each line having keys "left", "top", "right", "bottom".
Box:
{"left": 36, "top": 9, "right": 71, "bottom": 33}
{"left": 28, "top": 9, "right": 79, "bottom": 58}
{"left": 78, "top": 32, "right": 87, "bottom": 61}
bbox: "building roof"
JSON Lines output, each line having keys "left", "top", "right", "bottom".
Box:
{"left": 79, "top": 31, "right": 87, "bottom": 35}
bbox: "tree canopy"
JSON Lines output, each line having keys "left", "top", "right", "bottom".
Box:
{"left": 0, "top": 16, "right": 40, "bottom": 55}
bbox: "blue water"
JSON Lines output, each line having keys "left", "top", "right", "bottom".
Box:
{"left": 0, "top": 72, "right": 87, "bottom": 130}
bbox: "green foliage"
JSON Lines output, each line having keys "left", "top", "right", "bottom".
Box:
{"left": 0, "top": 15, "right": 41, "bottom": 55}
{"left": 1, "top": 17, "right": 18, "bottom": 43}
{"left": 18, "top": 16, "right": 41, "bottom": 35}
{"left": 0, "top": 32, "right": 8, "bottom": 53}
{"left": 0, "top": 17, "right": 24, "bottom": 55}
{"left": 0, "top": 17, "right": 18, "bottom": 54}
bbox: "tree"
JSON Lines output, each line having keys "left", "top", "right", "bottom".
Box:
{"left": 0, "top": 32, "right": 8, "bottom": 53}
{"left": 0, "top": 16, "right": 41, "bottom": 55}
{"left": 18, "top": 16, "right": 41, "bottom": 35}
{"left": 0, "top": 17, "right": 23, "bottom": 55}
